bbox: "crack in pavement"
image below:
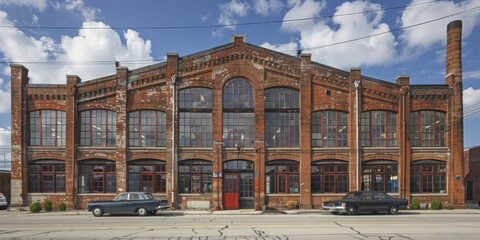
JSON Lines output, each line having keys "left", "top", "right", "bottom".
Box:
{"left": 334, "top": 221, "right": 415, "bottom": 240}
{"left": 218, "top": 224, "right": 228, "bottom": 237}
{"left": 334, "top": 221, "right": 369, "bottom": 239}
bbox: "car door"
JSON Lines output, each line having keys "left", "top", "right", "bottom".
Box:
{"left": 110, "top": 193, "right": 129, "bottom": 213}
{"left": 373, "top": 192, "right": 389, "bottom": 212}
{"left": 359, "top": 192, "right": 375, "bottom": 212}
{"left": 127, "top": 193, "right": 144, "bottom": 213}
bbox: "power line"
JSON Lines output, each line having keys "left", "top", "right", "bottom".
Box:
{"left": 0, "top": 0, "right": 438, "bottom": 30}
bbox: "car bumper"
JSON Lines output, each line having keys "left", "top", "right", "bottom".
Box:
{"left": 156, "top": 204, "right": 169, "bottom": 210}
{"left": 323, "top": 205, "right": 347, "bottom": 213}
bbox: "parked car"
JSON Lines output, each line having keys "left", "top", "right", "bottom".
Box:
{"left": 87, "top": 192, "right": 168, "bottom": 217}
{"left": 0, "top": 193, "right": 8, "bottom": 210}
{"left": 322, "top": 191, "right": 408, "bottom": 215}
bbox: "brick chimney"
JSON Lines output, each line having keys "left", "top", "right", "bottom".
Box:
{"left": 446, "top": 20, "right": 462, "bottom": 86}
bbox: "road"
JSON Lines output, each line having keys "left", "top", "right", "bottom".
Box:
{"left": 0, "top": 211, "right": 479, "bottom": 239}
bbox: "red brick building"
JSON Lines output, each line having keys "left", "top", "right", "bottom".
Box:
{"left": 10, "top": 20, "right": 465, "bottom": 210}
{"left": 465, "top": 146, "right": 480, "bottom": 203}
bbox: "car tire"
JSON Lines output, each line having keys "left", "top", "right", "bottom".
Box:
{"left": 92, "top": 207, "right": 104, "bottom": 217}
{"left": 389, "top": 205, "right": 399, "bottom": 215}
{"left": 347, "top": 205, "right": 357, "bottom": 215}
{"left": 137, "top": 207, "right": 148, "bottom": 216}
{"left": 149, "top": 210, "right": 157, "bottom": 216}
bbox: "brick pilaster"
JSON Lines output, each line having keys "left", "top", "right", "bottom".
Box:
{"left": 396, "top": 76, "right": 411, "bottom": 200}
{"left": 9, "top": 64, "right": 29, "bottom": 206}
{"left": 166, "top": 53, "right": 179, "bottom": 208}
{"left": 66, "top": 75, "right": 80, "bottom": 208}
{"left": 115, "top": 66, "right": 128, "bottom": 193}
{"left": 299, "top": 53, "right": 312, "bottom": 209}
{"left": 349, "top": 68, "right": 362, "bottom": 191}
{"left": 213, "top": 141, "right": 223, "bottom": 210}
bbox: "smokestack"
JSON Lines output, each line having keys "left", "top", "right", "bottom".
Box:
{"left": 446, "top": 20, "right": 462, "bottom": 86}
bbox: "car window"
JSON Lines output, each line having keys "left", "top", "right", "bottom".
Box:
{"left": 373, "top": 192, "right": 386, "bottom": 200}
{"left": 129, "top": 194, "right": 140, "bottom": 200}
{"left": 143, "top": 193, "right": 155, "bottom": 200}
{"left": 343, "top": 192, "right": 362, "bottom": 200}
{"left": 360, "top": 192, "right": 373, "bottom": 200}
{"left": 115, "top": 194, "right": 128, "bottom": 201}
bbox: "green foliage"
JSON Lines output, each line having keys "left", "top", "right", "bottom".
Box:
{"left": 59, "top": 202, "right": 67, "bottom": 211}
{"left": 44, "top": 199, "right": 53, "bottom": 212}
{"left": 30, "top": 202, "right": 41, "bottom": 213}
{"left": 411, "top": 198, "right": 420, "bottom": 209}
{"left": 286, "top": 200, "right": 299, "bottom": 210}
{"left": 431, "top": 199, "right": 442, "bottom": 210}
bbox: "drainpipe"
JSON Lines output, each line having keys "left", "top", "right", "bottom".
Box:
{"left": 171, "top": 74, "right": 177, "bottom": 208}
{"left": 354, "top": 80, "right": 361, "bottom": 190}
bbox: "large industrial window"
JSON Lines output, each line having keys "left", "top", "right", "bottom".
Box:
{"left": 410, "top": 111, "right": 446, "bottom": 147}
{"left": 179, "top": 88, "right": 213, "bottom": 147}
{"left": 362, "top": 162, "right": 398, "bottom": 193}
{"left": 80, "top": 110, "right": 116, "bottom": 146}
{"left": 411, "top": 161, "right": 446, "bottom": 193}
{"left": 29, "top": 110, "right": 66, "bottom": 146}
{"left": 128, "top": 110, "right": 166, "bottom": 147}
{"left": 311, "top": 161, "right": 348, "bottom": 193}
{"left": 78, "top": 161, "right": 116, "bottom": 193}
{"left": 28, "top": 161, "right": 65, "bottom": 193}
{"left": 361, "top": 111, "right": 397, "bottom": 147}
{"left": 223, "top": 78, "right": 254, "bottom": 148}
{"left": 178, "top": 160, "right": 212, "bottom": 194}
{"left": 266, "top": 161, "right": 299, "bottom": 194}
{"left": 265, "top": 88, "right": 299, "bottom": 147}
{"left": 128, "top": 160, "right": 166, "bottom": 193}
{"left": 312, "top": 111, "right": 348, "bottom": 147}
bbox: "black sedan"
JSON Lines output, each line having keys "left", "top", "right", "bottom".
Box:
{"left": 322, "top": 191, "right": 408, "bottom": 215}
{"left": 87, "top": 192, "right": 168, "bottom": 217}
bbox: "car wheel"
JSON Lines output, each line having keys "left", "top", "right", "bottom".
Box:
{"left": 92, "top": 207, "right": 104, "bottom": 217}
{"left": 389, "top": 205, "right": 399, "bottom": 215}
{"left": 149, "top": 210, "right": 157, "bottom": 216}
{"left": 347, "top": 205, "right": 357, "bottom": 215}
{"left": 137, "top": 207, "right": 148, "bottom": 216}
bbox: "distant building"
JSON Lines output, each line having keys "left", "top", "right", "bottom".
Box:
{"left": 465, "top": 146, "right": 480, "bottom": 203}
{"left": 9, "top": 20, "right": 465, "bottom": 210}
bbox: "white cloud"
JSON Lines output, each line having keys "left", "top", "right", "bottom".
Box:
{"left": 0, "top": 127, "right": 10, "bottom": 148}
{"left": 254, "top": 0, "right": 283, "bottom": 16}
{"left": 260, "top": 41, "right": 298, "bottom": 55}
{"left": 463, "top": 87, "right": 480, "bottom": 118}
{"left": 0, "top": 78, "right": 10, "bottom": 113}
{"left": 399, "top": 0, "right": 480, "bottom": 49}
{"left": 0, "top": 12, "right": 153, "bottom": 84}
{"left": 281, "top": 0, "right": 397, "bottom": 69}
{"left": 0, "top": 0, "right": 47, "bottom": 11}
{"left": 53, "top": 0, "right": 100, "bottom": 21}
{"left": 213, "top": 0, "right": 250, "bottom": 38}
{"left": 31, "top": 14, "right": 39, "bottom": 25}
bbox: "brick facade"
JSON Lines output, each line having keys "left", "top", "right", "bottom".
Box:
{"left": 10, "top": 21, "right": 465, "bottom": 210}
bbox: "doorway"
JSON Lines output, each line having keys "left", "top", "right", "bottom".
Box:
{"left": 223, "top": 160, "right": 254, "bottom": 210}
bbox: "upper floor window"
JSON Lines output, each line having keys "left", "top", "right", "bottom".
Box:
{"left": 361, "top": 111, "right": 397, "bottom": 147}
{"left": 28, "top": 160, "right": 65, "bottom": 193}
{"left": 312, "top": 111, "right": 348, "bottom": 147}
{"left": 129, "top": 110, "right": 166, "bottom": 147}
{"left": 265, "top": 88, "right": 299, "bottom": 147}
{"left": 410, "top": 111, "right": 446, "bottom": 147}
{"left": 30, "top": 110, "right": 66, "bottom": 146}
{"left": 179, "top": 88, "right": 213, "bottom": 147}
{"left": 80, "top": 110, "right": 116, "bottom": 146}
{"left": 223, "top": 78, "right": 254, "bottom": 147}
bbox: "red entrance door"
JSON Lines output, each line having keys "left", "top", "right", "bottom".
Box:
{"left": 223, "top": 173, "right": 239, "bottom": 210}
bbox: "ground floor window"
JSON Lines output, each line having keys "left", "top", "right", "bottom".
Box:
{"left": 411, "top": 161, "right": 446, "bottom": 193}
{"left": 266, "top": 160, "right": 299, "bottom": 194}
{"left": 78, "top": 160, "right": 116, "bottom": 193}
{"left": 362, "top": 162, "right": 398, "bottom": 193}
{"left": 128, "top": 160, "right": 166, "bottom": 193}
{"left": 178, "top": 160, "right": 212, "bottom": 194}
{"left": 28, "top": 160, "right": 65, "bottom": 193}
{"left": 311, "top": 161, "right": 348, "bottom": 193}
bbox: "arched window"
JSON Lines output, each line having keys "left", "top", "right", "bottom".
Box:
{"left": 128, "top": 160, "right": 166, "bottom": 193}
{"left": 29, "top": 110, "right": 66, "bottom": 146}
{"left": 410, "top": 111, "right": 446, "bottom": 147}
{"left": 311, "top": 160, "right": 348, "bottom": 193}
{"left": 362, "top": 161, "right": 398, "bottom": 193}
{"left": 178, "top": 160, "right": 212, "bottom": 194}
{"left": 223, "top": 78, "right": 254, "bottom": 147}
{"left": 265, "top": 88, "right": 299, "bottom": 147}
{"left": 361, "top": 111, "right": 397, "bottom": 147}
{"left": 312, "top": 111, "right": 348, "bottom": 147}
{"left": 78, "top": 160, "right": 116, "bottom": 193}
{"left": 128, "top": 110, "right": 166, "bottom": 147}
{"left": 179, "top": 88, "right": 213, "bottom": 147}
{"left": 80, "top": 110, "right": 116, "bottom": 146}
{"left": 266, "top": 160, "right": 299, "bottom": 194}
{"left": 411, "top": 160, "right": 446, "bottom": 193}
{"left": 28, "top": 160, "right": 65, "bottom": 193}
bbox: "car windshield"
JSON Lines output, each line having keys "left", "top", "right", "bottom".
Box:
{"left": 143, "top": 193, "right": 156, "bottom": 200}
{"left": 343, "top": 192, "right": 363, "bottom": 200}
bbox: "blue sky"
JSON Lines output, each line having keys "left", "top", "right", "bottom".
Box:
{"left": 0, "top": 0, "right": 479, "bottom": 151}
